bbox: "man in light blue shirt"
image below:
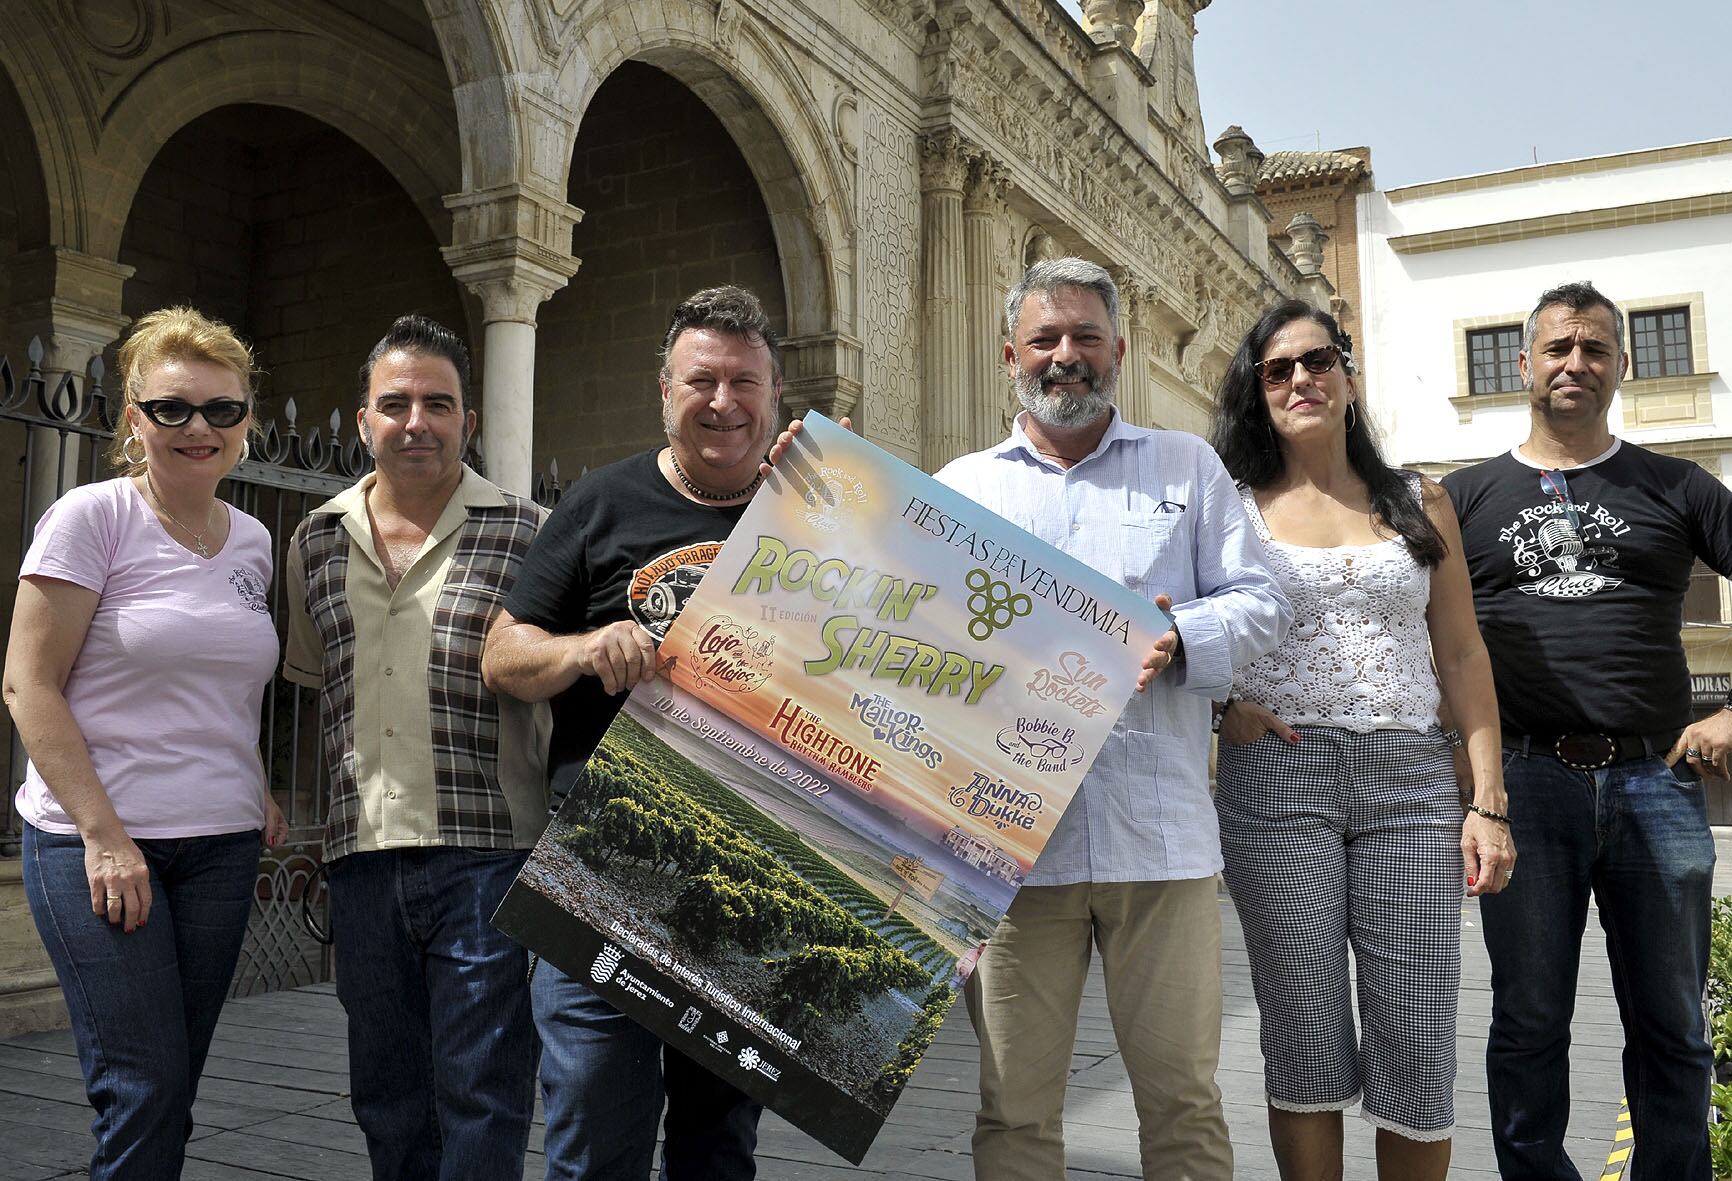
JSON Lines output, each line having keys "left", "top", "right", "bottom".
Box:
{"left": 937, "top": 258, "right": 1290, "bottom": 1181}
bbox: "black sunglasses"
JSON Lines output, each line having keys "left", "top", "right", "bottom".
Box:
{"left": 1255, "top": 344, "right": 1344, "bottom": 386}
{"left": 136, "top": 398, "right": 250, "bottom": 429}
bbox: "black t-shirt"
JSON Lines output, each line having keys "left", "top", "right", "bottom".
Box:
{"left": 1442, "top": 442, "right": 1732, "bottom": 736}
{"left": 504, "top": 449, "right": 746, "bottom": 804}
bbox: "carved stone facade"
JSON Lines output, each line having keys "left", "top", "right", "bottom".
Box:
{"left": 0, "top": 0, "right": 1302, "bottom": 1030}
{"left": 0, "top": 0, "right": 1297, "bottom": 480}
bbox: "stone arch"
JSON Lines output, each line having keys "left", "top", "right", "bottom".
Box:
{"left": 83, "top": 32, "right": 460, "bottom": 261}
{"left": 532, "top": 60, "right": 790, "bottom": 478}
{"left": 565, "top": 2, "right": 851, "bottom": 340}
{"left": 114, "top": 102, "right": 468, "bottom": 441}
{"left": 423, "top": 0, "right": 537, "bottom": 193}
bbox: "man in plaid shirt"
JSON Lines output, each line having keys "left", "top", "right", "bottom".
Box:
{"left": 283, "top": 314, "right": 549, "bottom": 1181}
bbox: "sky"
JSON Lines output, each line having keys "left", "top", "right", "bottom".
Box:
{"left": 1070, "top": 0, "right": 1730, "bottom": 189}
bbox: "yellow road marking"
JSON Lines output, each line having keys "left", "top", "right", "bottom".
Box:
{"left": 1600, "top": 1096, "right": 1631, "bottom": 1180}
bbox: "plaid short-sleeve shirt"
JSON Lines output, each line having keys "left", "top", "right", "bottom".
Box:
{"left": 283, "top": 466, "right": 550, "bottom": 861}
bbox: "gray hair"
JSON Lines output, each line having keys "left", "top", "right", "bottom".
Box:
{"left": 1522, "top": 280, "right": 1625, "bottom": 359}
{"left": 1004, "top": 257, "right": 1120, "bottom": 340}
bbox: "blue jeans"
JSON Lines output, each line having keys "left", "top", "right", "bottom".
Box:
{"left": 23, "top": 822, "right": 260, "bottom": 1180}
{"left": 328, "top": 847, "right": 538, "bottom": 1181}
{"left": 1481, "top": 748, "right": 1713, "bottom": 1180}
{"left": 533, "top": 958, "right": 762, "bottom": 1180}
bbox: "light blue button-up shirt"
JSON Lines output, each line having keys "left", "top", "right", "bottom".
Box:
{"left": 936, "top": 410, "right": 1290, "bottom": 884}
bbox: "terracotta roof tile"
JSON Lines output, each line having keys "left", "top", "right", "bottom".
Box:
{"left": 1251, "top": 150, "right": 1369, "bottom": 184}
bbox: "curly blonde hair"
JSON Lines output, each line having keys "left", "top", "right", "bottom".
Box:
{"left": 109, "top": 307, "right": 259, "bottom": 475}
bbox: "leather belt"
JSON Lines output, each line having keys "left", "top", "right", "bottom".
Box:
{"left": 1508, "top": 731, "right": 1680, "bottom": 772}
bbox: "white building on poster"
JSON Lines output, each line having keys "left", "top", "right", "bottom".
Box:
{"left": 942, "top": 826, "right": 1025, "bottom": 886}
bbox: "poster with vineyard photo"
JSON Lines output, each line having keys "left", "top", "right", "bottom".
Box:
{"left": 494, "top": 414, "right": 1171, "bottom": 1163}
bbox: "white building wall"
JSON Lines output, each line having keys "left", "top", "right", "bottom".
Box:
{"left": 1356, "top": 142, "right": 1732, "bottom": 471}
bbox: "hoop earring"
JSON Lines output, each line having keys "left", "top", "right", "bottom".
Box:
{"left": 241, "top": 437, "right": 251, "bottom": 462}
{"left": 122, "top": 433, "right": 146, "bottom": 466}
{"left": 1345, "top": 402, "right": 1359, "bottom": 434}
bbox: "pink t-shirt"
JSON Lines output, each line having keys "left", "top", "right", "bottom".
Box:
{"left": 15, "top": 478, "right": 278, "bottom": 838}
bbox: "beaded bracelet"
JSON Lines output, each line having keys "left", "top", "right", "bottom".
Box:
{"left": 1467, "top": 803, "right": 1510, "bottom": 824}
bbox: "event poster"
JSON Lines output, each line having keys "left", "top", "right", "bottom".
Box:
{"left": 494, "top": 413, "right": 1170, "bottom": 1163}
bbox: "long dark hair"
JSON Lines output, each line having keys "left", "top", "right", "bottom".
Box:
{"left": 1208, "top": 299, "right": 1446, "bottom": 567}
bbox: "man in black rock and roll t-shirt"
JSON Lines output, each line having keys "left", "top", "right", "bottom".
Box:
{"left": 481, "top": 287, "right": 779, "bottom": 1180}
{"left": 1442, "top": 281, "right": 1732, "bottom": 1181}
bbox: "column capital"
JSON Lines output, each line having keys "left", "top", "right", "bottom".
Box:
{"left": 963, "top": 154, "right": 1009, "bottom": 216}
{"left": 1107, "top": 266, "right": 1155, "bottom": 323}
{"left": 919, "top": 130, "right": 974, "bottom": 194}
{"left": 6, "top": 246, "right": 135, "bottom": 370}
{"left": 441, "top": 184, "right": 584, "bottom": 323}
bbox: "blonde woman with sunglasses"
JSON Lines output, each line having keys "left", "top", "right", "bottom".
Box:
{"left": 2, "top": 306, "right": 287, "bottom": 1179}
{"left": 1205, "top": 300, "right": 1510, "bottom": 1180}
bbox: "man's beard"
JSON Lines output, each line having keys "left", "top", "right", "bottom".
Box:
{"left": 1014, "top": 359, "right": 1117, "bottom": 429}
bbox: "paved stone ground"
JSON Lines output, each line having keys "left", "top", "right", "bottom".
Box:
{"left": 4, "top": 833, "right": 1728, "bottom": 1179}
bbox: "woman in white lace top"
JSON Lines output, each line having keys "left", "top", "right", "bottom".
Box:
{"left": 1207, "top": 301, "right": 1512, "bottom": 1179}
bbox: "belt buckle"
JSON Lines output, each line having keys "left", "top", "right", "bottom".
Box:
{"left": 1554, "top": 733, "right": 1617, "bottom": 771}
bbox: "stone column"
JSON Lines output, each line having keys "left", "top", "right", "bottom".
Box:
{"left": 919, "top": 131, "right": 972, "bottom": 471}
{"left": 6, "top": 247, "right": 134, "bottom": 511}
{"left": 963, "top": 154, "right": 1008, "bottom": 451}
{"left": 1110, "top": 268, "right": 1155, "bottom": 427}
{"left": 441, "top": 184, "right": 583, "bottom": 494}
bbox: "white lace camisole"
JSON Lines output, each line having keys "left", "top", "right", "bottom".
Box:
{"left": 1230, "top": 479, "right": 1441, "bottom": 732}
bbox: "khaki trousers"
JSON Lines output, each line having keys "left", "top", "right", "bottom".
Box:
{"left": 964, "top": 878, "right": 1232, "bottom": 1181}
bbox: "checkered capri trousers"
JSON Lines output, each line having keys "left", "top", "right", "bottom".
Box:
{"left": 1215, "top": 725, "right": 1462, "bottom": 1141}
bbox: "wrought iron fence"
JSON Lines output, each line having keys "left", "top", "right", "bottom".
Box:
{"left": 0, "top": 337, "right": 575, "bottom": 997}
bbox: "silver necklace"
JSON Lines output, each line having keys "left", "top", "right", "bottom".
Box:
{"left": 668, "top": 450, "right": 763, "bottom": 503}
{"left": 144, "top": 473, "right": 220, "bottom": 558}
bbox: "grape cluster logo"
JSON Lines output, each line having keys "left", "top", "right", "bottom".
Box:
{"left": 965, "top": 568, "right": 1032, "bottom": 641}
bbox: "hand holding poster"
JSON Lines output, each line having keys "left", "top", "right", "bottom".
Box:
{"left": 494, "top": 413, "right": 1171, "bottom": 1163}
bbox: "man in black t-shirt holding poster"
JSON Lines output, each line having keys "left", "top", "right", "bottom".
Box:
{"left": 481, "top": 288, "right": 779, "bottom": 1180}
{"left": 1443, "top": 281, "right": 1732, "bottom": 1180}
